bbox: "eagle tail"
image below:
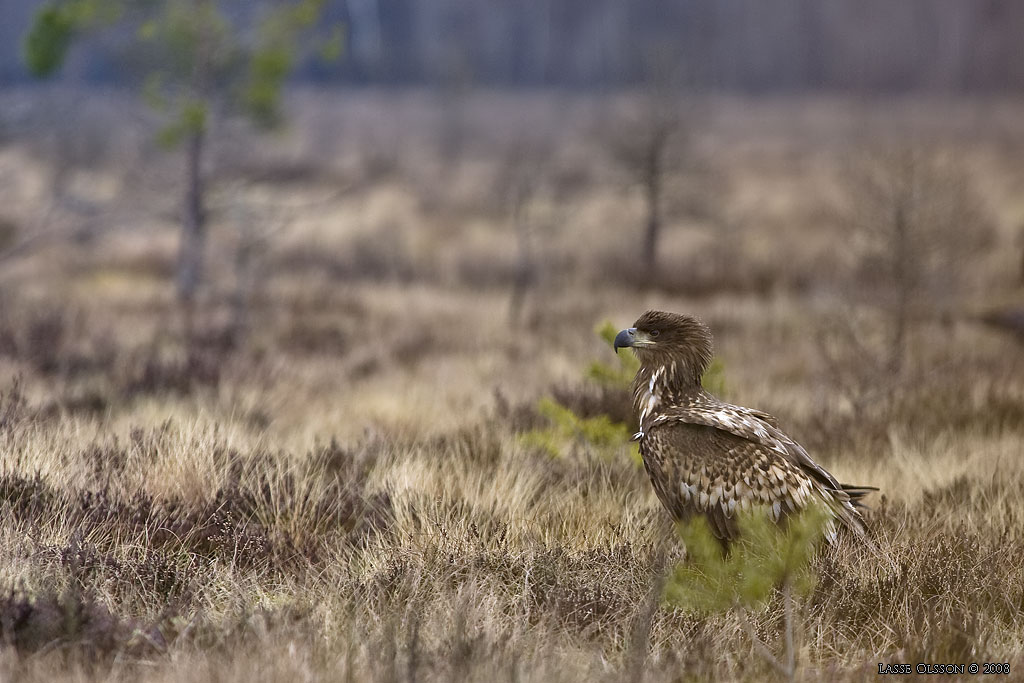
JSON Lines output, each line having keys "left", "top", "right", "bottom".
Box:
{"left": 840, "top": 484, "right": 879, "bottom": 509}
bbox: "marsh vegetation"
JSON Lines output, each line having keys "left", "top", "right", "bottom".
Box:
{"left": 0, "top": 89, "right": 1022, "bottom": 681}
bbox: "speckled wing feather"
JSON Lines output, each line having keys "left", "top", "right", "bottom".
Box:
{"left": 649, "top": 393, "right": 844, "bottom": 492}
{"left": 640, "top": 423, "right": 829, "bottom": 541}
{"left": 641, "top": 394, "right": 865, "bottom": 542}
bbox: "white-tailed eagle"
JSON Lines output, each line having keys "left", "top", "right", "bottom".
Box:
{"left": 614, "top": 310, "right": 875, "bottom": 543}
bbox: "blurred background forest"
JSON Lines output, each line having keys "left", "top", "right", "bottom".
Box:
{"left": 0, "top": 1, "right": 1023, "bottom": 681}
{"left": 4, "top": 0, "right": 1024, "bottom": 90}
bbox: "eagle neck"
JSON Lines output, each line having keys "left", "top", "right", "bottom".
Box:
{"left": 632, "top": 360, "right": 702, "bottom": 434}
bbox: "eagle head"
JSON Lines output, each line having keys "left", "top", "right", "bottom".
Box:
{"left": 614, "top": 310, "right": 714, "bottom": 382}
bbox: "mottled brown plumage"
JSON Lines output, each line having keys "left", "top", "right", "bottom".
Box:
{"left": 614, "top": 310, "right": 875, "bottom": 543}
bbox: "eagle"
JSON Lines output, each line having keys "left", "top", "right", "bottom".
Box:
{"left": 613, "top": 310, "right": 875, "bottom": 544}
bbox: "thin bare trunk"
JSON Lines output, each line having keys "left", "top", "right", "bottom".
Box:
{"left": 888, "top": 201, "right": 910, "bottom": 380}
{"left": 178, "top": 0, "right": 211, "bottom": 343}
{"left": 642, "top": 146, "right": 662, "bottom": 274}
{"left": 177, "top": 127, "right": 205, "bottom": 338}
{"left": 508, "top": 207, "right": 534, "bottom": 326}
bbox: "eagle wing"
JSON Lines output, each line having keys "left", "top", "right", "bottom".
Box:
{"left": 641, "top": 397, "right": 867, "bottom": 542}
{"left": 650, "top": 396, "right": 844, "bottom": 492}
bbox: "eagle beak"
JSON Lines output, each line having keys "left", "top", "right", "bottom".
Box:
{"left": 613, "top": 328, "right": 636, "bottom": 353}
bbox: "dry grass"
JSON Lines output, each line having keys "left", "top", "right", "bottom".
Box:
{"left": 0, "top": 89, "right": 1022, "bottom": 681}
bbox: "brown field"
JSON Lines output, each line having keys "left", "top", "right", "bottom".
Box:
{"left": 0, "top": 88, "right": 1023, "bottom": 681}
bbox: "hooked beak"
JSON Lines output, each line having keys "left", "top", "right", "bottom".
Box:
{"left": 613, "top": 328, "right": 636, "bottom": 353}
{"left": 614, "top": 328, "right": 656, "bottom": 353}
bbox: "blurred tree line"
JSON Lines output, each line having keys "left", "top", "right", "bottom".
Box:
{"left": 4, "top": 0, "right": 1024, "bottom": 91}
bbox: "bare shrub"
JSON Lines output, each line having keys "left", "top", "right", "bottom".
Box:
{"left": 603, "top": 52, "right": 707, "bottom": 278}
{"left": 841, "top": 146, "right": 995, "bottom": 376}
{"left": 808, "top": 316, "right": 1024, "bottom": 456}
{"left": 605, "top": 95, "right": 686, "bottom": 275}
{"left": 811, "top": 147, "right": 998, "bottom": 440}
{"left": 492, "top": 136, "right": 559, "bottom": 325}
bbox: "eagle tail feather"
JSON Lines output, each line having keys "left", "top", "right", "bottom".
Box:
{"left": 840, "top": 484, "right": 879, "bottom": 509}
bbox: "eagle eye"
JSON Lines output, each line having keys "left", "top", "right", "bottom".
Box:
{"left": 650, "top": 330, "right": 660, "bottom": 337}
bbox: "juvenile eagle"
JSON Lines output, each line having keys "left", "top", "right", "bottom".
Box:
{"left": 614, "top": 310, "right": 874, "bottom": 543}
